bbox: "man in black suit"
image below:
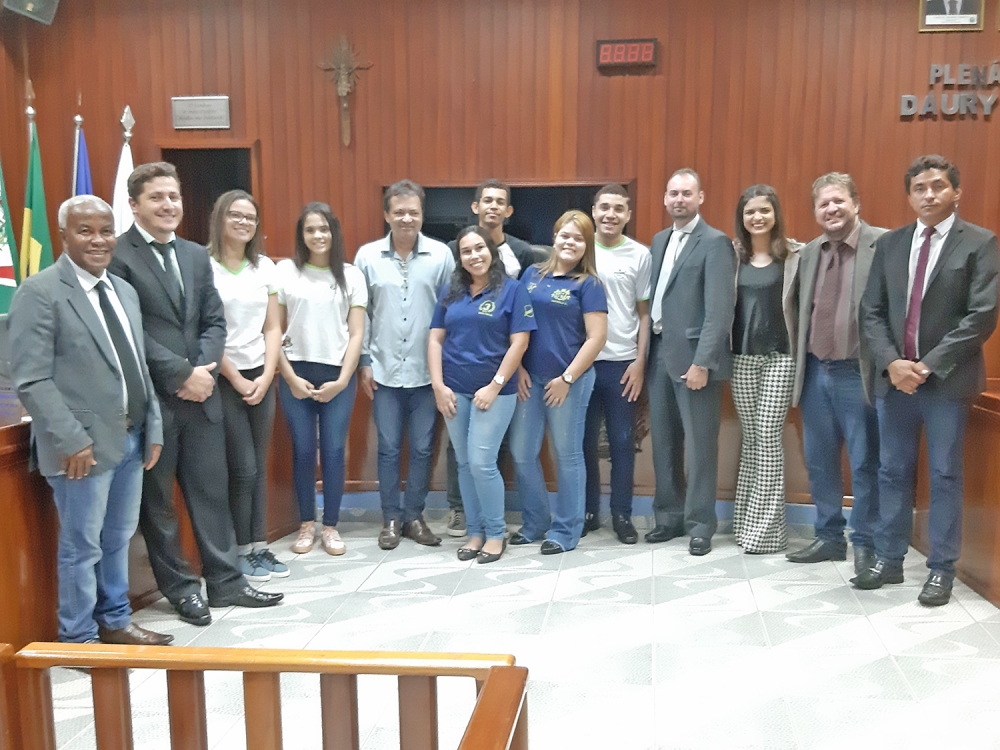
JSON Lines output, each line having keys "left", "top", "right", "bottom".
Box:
{"left": 109, "top": 162, "right": 282, "bottom": 625}
{"left": 925, "top": 0, "right": 976, "bottom": 17}
{"left": 644, "top": 169, "right": 737, "bottom": 556}
{"left": 856, "top": 155, "right": 999, "bottom": 605}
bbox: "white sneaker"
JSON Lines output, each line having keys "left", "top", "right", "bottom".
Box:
{"left": 321, "top": 526, "right": 346, "bottom": 556}
{"left": 291, "top": 522, "right": 315, "bottom": 554}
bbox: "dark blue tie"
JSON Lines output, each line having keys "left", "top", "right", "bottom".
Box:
{"left": 96, "top": 281, "right": 147, "bottom": 425}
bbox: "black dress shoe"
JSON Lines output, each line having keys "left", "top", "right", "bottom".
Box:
{"left": 378, "top": 519, "right": 402, "bottom": 550}
{"left": 402, "top": 517, "right": 442, "bottom": 546}
{"left": 852, "top": 546, "right": 876, "bottom": 576}
{"left": 612, "top": 514, "right": 638, "bottom": 545}
{"left": 785, "top": 539, "right": 847, "bottom": 563}
{"left": 477, "top": 538, "right": 507, "bottom": 564}
{"left": 850, "top": 559, "right": 904, "bottom": 590}
{"left": 174, "top": 593, "right": 211, "bottom": 626}
{"left": 99, "top": 623, "right": 174, "bottom": 646}
{"left": 689, "top": 537, "right": 712, "bottom": 556}
{"left": 540, "top": 540, "right": 564, "bottom": 555}
{"left": 917, "top": 571, "right": 953, "bottom": 606}
{"left": 581, "top": 512, "right": 600, "bottom": 537}
{"left": 210, "top": 585, "right": 284, "bottom": 608}
{"left": 644, "top": 524, "right": 685, "bottom": 544}
{"left": 508, "top": 530, "right": 535, "bottom": 545}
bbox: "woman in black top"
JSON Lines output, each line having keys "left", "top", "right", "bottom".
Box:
{"left": 731, "top": 185, "right": 800, "bottom": 553}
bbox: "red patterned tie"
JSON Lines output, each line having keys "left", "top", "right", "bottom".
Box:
{"left": 903, "top": 225, "right": 936, "bottom": 360}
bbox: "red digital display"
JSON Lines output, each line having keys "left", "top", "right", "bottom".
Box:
{"left": 596, "top": 39, "right": 657, "bottom": 69}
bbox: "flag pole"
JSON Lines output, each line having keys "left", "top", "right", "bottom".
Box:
{"left": 25, "top": 79, "right": 35, "bottom": 144}
{"left": 121, "top": 105, "right": 135, "bottom": 145}
{"left": 72, "top": 114, "right": 82, "bottom": 197}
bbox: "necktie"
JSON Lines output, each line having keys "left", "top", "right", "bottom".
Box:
{"left": 96, "top": 281, "right": 147, "bottom": 425}
{"left": 949, "top": 0, "right": 957, "bottom": 14}
{"left": 152, "top": 241, "right": 184, "bottom": 310}
{"left": 810, "top": 242, "right": 844, "bottom": 360}
{"left": 904, "top": 225, "right": 936, "bottom": 360}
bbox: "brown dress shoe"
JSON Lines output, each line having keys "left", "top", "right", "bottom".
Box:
{"left": 378, "top": 518, "right": 403, "bottom": 550}
{"left": 402, "top": 517, "right": 441, "bottom": 546}
{"left": 98, "top": 623, "right": 174, "bottom": 646}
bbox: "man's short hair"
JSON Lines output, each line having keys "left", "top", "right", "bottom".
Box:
{"left": 667, "top": 168, "right": 701, "bottom": 191}
{"left": 127, "top": 162, "right": 180, "bottom": 202}
{"left": 904, "top": 154, "right": 961, "bottom": 193}
{"left": 811, "top": 172, "right": 860, "bottom": 206}
{"left": 383, "top": 179, "right": 425, "bottom": 213}
{"left": 474, "top": 179, "right": 512, "bottom": 204}
{"left": 594, "top": 183, "right": 629, "bottom": 206}
{"left": 57, "top": 195, "right": 114, "bottom": 229}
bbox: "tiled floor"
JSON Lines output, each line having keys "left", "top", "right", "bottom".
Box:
{"left": 50, "top": 515, "right": 1000, "bottom": 750}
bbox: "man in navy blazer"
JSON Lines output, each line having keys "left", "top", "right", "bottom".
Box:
{"left": 644, "top": 169, "right": 737, "bottom": 556}
{"left": 856, "top": 155, "right": 1000, "bottom": 605}
{"left": 9, "top": 196, "right": 172, "bottom": 646}
{"left": 109, "top": 162, "right": 282, "bottom": 625}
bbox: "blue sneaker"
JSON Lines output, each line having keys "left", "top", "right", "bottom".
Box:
{"left": 238, "top": 552, "right": 271, "bottom": 582}
{"left": 254, "top": 548, "right": 290, "bottom": 578}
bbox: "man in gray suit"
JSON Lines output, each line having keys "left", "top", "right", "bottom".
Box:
{"left": 644, "top": 169, "right": 736, "bottom": 555}
{"left": 786, "top": 174, "right": 886, "bottom": 574}
{"left": 855, "top": 154, "right": 999, "bottom": 606}
{"left": 9, "top": 196, "right": 173, "bottom": 645}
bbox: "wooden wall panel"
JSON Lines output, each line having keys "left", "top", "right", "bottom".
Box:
{"left": 2, "top": 0, "right": 1000, "bottom": 493}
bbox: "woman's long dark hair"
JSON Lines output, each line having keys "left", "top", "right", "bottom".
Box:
{"left": 207, "top": 189, "right": 264, "bottom": 267}
{"left": 733, "top": 184, "right": 789, "bottom": 265}
{"left": 443, "top": 226, "right": 506, "bottom": 305}
{"left": 294, "top": 202, "right": 347, "bottom": 291}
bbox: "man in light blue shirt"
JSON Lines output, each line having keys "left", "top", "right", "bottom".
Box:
{"left": 355, "top": 180, "right": 455, "bottom": 550}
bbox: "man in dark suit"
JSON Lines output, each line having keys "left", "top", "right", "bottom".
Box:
{"left": 9, "top": 196, "right": 172, "bottom": 645}
{"left": 109, "top": 162, "right": 282, "bottom": 625}
{"left": 644, "top": 169, "right": 736, "bottom": 556}
{"left": 856, "top": 154, "right": 999, "bottom": 605}
{"left": 925, "top": 0, "right": 975, "bottom": 17}
{"left": 786, "top": 174, "right": 886, "bottom": 574}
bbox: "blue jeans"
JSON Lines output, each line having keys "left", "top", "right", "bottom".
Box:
{"left": 445, "top": 393, "right": 517, "bottom": 541}
{"left": 279, "top": 362, "right": 356, "bottom": 526}
{"left": 371, "top": 384, "right": 437, "bottom": 523}
{"left": 509, "top": 367, "right": 595, "bottom": 550}
{"left": 799, "top": 355, "right": 880, "bottom": 549}
{"left": 47, "top": 429, "right": 143, "bottom": 643}
{"left": 875, "top": 389, "right": 970, "bottom": 577}
{"left": 584, "top": 359, "right": 637, "bottom": 517}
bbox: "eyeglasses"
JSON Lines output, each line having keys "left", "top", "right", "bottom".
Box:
{"left": 226, "top": 211, "right": 259, "bottom": 225}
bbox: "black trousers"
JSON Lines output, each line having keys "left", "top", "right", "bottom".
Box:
{"left": 139, "top": 397, "right": 245, "bottom": 602}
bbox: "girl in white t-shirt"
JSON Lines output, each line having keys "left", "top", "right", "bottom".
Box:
{"left": 277, "top": 203, "right": 367, "bottom": 556}
{"left": 209, "top": 190, "right": 288, "bottom": 583}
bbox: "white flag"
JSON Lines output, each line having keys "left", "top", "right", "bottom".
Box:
{"left": 112, "top": 141, "right": 134, "bottom": 236}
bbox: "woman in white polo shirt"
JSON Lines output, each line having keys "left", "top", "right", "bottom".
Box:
{"left": 209, "top": 189, "right": 288, "bottom": 583}
{"left": 277, "top": 202, "right": 367, "bottom": 556}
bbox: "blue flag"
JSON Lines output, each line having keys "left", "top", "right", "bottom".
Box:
{"left": 73, "top": 126, "right": 93, "bottom": 197}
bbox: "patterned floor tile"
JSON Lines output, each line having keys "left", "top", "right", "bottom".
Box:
{"left": 743, "top": 554, "right": 846, "bottom": 584}
{"left": 452, "top": 567, "right": 560, "bottom": 601}
{"left": 433, "top": 597, "right": 550, "bottom": 635}
{"left": 653, "top": 576, "right": 757, "bottom": 610}
{"left": 762, "top": 612, "right": 887, "bottom": 655}
{"left": 552, "top": 570, "right": 654, "bottom": 604}
{"left": 893, "top": 655, "right": 1000, "bottom": 701}
{"left": 356, "top": 564, "right": 468, "bottom": 596}
{"left": 870, "top": 617, "right": 1000, "bottom": 659}
{"left": 750, "top": 580, "right": 865, "bottom": 615}
{"left": 556, "top": 547, "right": 653, "bottom": 574}
{"left": 854, "top": 585, "right": 977, "bottom": 620}
{"left": 785, "top": 697, "right": 924, "bottom": 750}
{"left": 528, "top": 681, "right": 655, "bottom": 750}
{"left": 652, "top": 608, "right": 769, "bottom": 647}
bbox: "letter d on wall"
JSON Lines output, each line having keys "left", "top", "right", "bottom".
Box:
{"left": 900, "top": 95, "right": 918, "bottom": 116}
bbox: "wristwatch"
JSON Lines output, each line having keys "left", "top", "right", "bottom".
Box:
{"left": 493, "top": 374, "right": 506, "bottom": 386}
{"left": 562, "top": 372, "right": 574, "bottom": 384}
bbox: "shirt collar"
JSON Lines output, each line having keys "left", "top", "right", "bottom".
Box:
{"left": 66, "top": 256, "right": 109, "bottom": 292}
{"left": 135, "top": 223, "right": 177, "bottom": 246}
{"left": 672, "top": 214, "right": 700, "bottom": 234}
{"left": 821, "top": 220, "right": 861, "bottom": 252}
{"left": 916, "top": 212, "right": 956, "bottom": 239}
{"left": 382, "top": 232, "right": 428, "bottom": 258}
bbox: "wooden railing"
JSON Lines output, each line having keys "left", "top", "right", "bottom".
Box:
{"left": 15, "top": 643, "right": 529, "bottom": 750}
{"left": 0, "top": 644, "right": 17, "bottom": 750}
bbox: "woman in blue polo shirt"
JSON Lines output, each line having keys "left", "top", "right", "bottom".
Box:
{"left": 429, "top": 226, "right": 536, "bottom": 563}
{"left": 509, "top": 210, "right": 608, "bottom": 554}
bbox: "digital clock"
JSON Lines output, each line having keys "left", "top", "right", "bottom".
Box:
{"left": 596, "top": 39, "right": 658, "bottom": 69}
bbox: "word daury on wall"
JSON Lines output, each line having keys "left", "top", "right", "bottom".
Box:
{"left": 901, "top": 63, "right": 1000, "bottom": 118}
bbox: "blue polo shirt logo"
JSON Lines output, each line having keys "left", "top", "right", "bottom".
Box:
{"left": 478, "top": 300, "right": 496, "bottom": 317}
{"left": 551, "top": 289, "right": 571, "bottom": 305}
{"left": 526, "top": 282, "right": 538, "bottom": 293}
{"left": 523, "top": 305, "right": 534, "bottom": 318}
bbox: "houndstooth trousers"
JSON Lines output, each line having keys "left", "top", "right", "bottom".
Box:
{"left": 732, "top": 352, "right": 795, "bottom": 553}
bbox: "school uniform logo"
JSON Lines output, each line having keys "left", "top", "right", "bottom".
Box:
{"left": 524, "top": 305, "right": 534, "bottom": 318}
{"left": 551, "top": 289, "right": 571, "bottom": 305}
{"left": 478, "top": 300, "right": 496, "bottom": 317}
{"left": 526, "top": 282, "right": 538, "bottom": 293}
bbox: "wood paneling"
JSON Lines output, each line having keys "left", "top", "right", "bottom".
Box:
{"left": 2, "top": 0, "right": 1000, "bottom": 496}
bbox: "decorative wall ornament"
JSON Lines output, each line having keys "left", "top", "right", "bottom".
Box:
{"left": 319, "top": 35, "right": 372, "bottom": 147}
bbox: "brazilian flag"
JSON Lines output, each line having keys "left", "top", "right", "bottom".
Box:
{"left": 20, "top": 122, "right": 53, "bottom": 279}
{"left": 0, "top": 151, "right": 18, "bottom": 314}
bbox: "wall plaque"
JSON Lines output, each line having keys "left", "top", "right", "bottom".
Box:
{"left": 171, "top": 96, "right": 231, "bottom": 130}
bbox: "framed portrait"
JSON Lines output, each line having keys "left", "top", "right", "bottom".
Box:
{"left": 919, "top": 0, "right": 985, "bottom": 31}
